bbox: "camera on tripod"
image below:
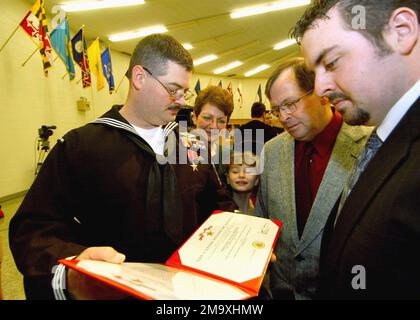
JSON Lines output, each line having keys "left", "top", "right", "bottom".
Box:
{"left": 37, "top": 125, "right": 56, "bottom": 151}
{"left": 35, "top": 125, "right": 56, "bottom": 175}
{"left": 38, "top": 125, "right": 56, "bottom": 140}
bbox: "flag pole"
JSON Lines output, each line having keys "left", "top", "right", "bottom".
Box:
{"left": 22, "top": 48, "right": 38, "bottom": 67}
{"left": 114, "top": 75, "right": 126, "bottom": 93}
{"left": 0, "top": 24, "right": 20, "bottom": 53}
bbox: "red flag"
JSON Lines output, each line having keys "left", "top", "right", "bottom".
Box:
{"left": 237, "top": 85, "right": 243, "bottom": 104}
{"left": 20, "top": 11, "right": 39, "bottom": 43}
{"left": 20, "top": 0, "right": 53, "bottom": 76}
{"left": 226, "top": 82, "right": 233, "bottom": 95}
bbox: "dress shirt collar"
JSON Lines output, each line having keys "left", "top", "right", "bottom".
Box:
{"left": 377, "top": 80, "right": 420, "bottom": 142}
{"left": 310, "top": 108, "right": 343, "bottom": 157}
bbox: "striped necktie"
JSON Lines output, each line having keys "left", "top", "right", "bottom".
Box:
{"left": 335, "top": 130, "right": 382, "bottom": 225}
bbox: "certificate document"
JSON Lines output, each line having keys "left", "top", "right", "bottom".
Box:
{"left": 60, "top": 211, "right": 282, "bottom": 300}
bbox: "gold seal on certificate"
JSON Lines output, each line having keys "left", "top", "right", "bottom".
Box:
{"left": 252, "top": 241, "right": 265, "bottom": 249}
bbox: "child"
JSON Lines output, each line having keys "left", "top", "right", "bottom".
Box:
{"left": 227, "top": 150, "right": 273, "bottom": 299}
{"left": 226, "top": 150, "right": 260, "bottom": 215}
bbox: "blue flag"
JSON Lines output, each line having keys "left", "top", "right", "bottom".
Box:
{"left": 71, "top": 28, "right": 91, "bottom": 88}
{"left": 194, "top": 79, "right": 201, "bottom": 94}
{"left": 101, "top": 47, "right": 115, "bottom": 93}
{"left": 257, "top": 84, "right": 262, "bottom": 102}
{"left": 50, "top": 17, "right": 75, "bottom": 80}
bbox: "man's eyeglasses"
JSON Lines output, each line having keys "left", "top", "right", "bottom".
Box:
{"left": 272, "top": 90, "right": 313, "bottom": 114}
{"left": 143, "top": 66, "right": 194, "bottom": 101}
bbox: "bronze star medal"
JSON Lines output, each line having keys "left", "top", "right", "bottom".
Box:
{"left": 188, "top": 149, "right": 200, "bottom": 172}
{"left": 180, "top": 132, "right": 206, "bottom": 173}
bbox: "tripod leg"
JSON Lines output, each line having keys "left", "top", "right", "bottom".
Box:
{"left": 35, "top": 150, "right": 46, "bottom": 176}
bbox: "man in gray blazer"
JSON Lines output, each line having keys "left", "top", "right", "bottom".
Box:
{"left": 255, "top": 58, "right": 372, "bottom": 300}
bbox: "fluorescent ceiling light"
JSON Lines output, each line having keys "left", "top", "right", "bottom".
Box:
{"left": 213, "top": 61, "right": 243, "bottom": 74}
{"left": 109, "top": 25, "right": 168, "bottom": 42}
{"left": 273, "top": 39, "right": 296, "bottom": 50}
{"left": 231, "top": 0, "right": 311, "bottom": 19}
{"left": 244, "top": 64, "right": 270, "bottom": 77}
{"left": 194, "top": 54, "right": 218, "bottom": 66}
{"left": 182, "top": 43, "right": 193, "bottom": 50}
{"left": 60, "top": 0, "right": 145, "bottom": 12}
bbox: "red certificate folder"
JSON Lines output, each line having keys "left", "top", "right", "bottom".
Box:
{"left": 60, "top": 211, "right": 282, "bottom": 300}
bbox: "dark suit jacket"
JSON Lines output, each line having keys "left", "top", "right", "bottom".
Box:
{"left": 318, "top": 97, "right": 420, "bottom": 300}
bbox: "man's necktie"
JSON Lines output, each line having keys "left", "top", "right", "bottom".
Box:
{"left": 335, "top": 130, "right": 382, "bottom": 225}
{"left": 296, "top": 142, "right": 316, "bottom": 238}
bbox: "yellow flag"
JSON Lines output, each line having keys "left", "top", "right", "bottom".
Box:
{"left": 87, "top": 38, "right": 104, "bottom": 91}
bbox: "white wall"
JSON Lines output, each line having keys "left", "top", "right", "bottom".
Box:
{"left": 0, "top": 0, "right": 268, "bottom": 198}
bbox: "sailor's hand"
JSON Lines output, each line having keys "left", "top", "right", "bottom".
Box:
{"left": 67, "top": 246, "right": 128, "bottom": 300}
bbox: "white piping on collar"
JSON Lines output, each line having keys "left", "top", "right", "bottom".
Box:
{"left": 92, "top": 117, "right": 178, "bottom": 137}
